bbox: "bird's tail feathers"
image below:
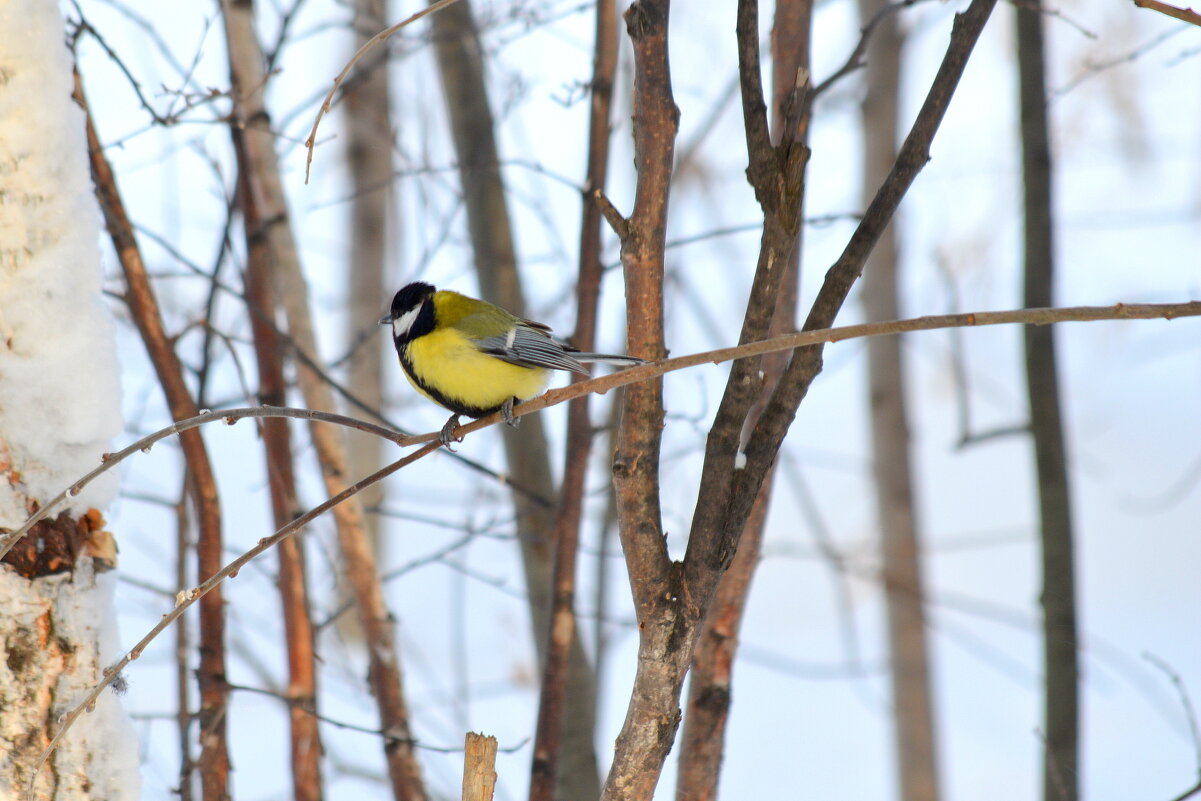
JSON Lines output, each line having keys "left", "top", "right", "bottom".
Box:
{"left": 573, "top": 353, "right": 645, "bottom": 367}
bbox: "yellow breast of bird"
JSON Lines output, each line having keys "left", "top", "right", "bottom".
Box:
{"left": 404, "top": 326, "right": 551, "bottom": 415}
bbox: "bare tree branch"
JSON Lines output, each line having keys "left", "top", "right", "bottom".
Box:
{"left": 735, "top": 0, "right": 1001, "bottom": 564}
{"left": 602, "top": 2, "right": 679, "bottom": 795}
{"left": 677, "top": 0, "right": 811, "bottom": 794}
{"left": 3, "top": 298, "right": 1198, "bottom": 566}
{"left": 304, "top": 0, "right": 464, "bottom": 181}
{"left": 1133, "top": 0, "right": 1201, "bottom": 26}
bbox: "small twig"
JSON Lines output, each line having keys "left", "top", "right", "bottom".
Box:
{"left": 1145, "top": 653, "right": 1201, "bottom": 777}
{"left": 809, "top": 0, "right": 924, "bottom": 105}
{"left": 1134, "top": 0, "right": 1201, "bottom": 27}
{"left": 303, "top": 0, "right": 465, "bottom": 182}
{"left": 69, "top": 10, "right": 174, "bottom": 127}
{"left": 593, "top": 188, "right": 629, "bottom": 239}
{"left": 956, "top": 423, "right": 1030, "bottom": 449}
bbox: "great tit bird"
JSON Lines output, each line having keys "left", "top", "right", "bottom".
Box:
{"left": 380, "top": 281, "right": 643, "bottom": 446}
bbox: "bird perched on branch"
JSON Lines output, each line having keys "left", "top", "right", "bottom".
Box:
{"left": 380, "top": 281, "right": 643, "bottom": 446}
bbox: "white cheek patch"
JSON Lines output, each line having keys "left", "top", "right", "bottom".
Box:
{"left": 392, "top": 306, "right": 423, "bottom": 338}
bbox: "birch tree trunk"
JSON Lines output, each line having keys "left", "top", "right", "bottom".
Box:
{"left": 344, "top": 0, "right": 393, "bottom": 566}
{"left": 0, "top": 1, "right": 137, "bottom": 798}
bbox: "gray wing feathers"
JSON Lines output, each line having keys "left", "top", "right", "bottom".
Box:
{"left": 475, "top": 325, "right": 645, "bottom": 374}
{"left": 475, "top": 326, "right": 590, "bottom": 374}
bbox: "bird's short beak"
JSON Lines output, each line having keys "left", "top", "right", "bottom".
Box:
{"left": 377, "top": 314, "right": 393, "bottom": 326}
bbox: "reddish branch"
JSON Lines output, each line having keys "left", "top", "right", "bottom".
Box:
{"left": 602, "top": 1, "right": 678, "bottom": 799}
{"left": 74, "top": 72, "right": 231, "bottom": 801}
{"left": 175, "top": 488, "right": 195, "bottom": 801}
{"left": 1133, "top": 0, "right": 1201, "bottom": 25}
{"left": 242, "top": 157, "right": 323, "bottom": 800}
{"left": 611, "top": 0, "right": 675, "bottom": 617}
{"left": 528, "top": 0, "right": 618, "bottom": 798}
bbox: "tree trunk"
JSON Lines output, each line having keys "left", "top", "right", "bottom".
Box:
{"left": 856, "top": 1, "right": 942, "bottom": 799}
{"left": 0, "top": 2, "right": 136, "bottom": 798}
{"left": 343, "top": 0, "right": 393, "bottom": 571}
{"left": 427, "top": 3, "right": 603, "bottom": 799}
{"left": 1016, "top": 4, "right": 1079, "bottom": 800}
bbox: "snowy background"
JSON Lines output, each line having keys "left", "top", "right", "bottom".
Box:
{"left": 61, "top": 0, "right": 1201, "bottom": 798}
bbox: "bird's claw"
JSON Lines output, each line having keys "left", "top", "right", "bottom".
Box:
{"left": 439, "top": 415, "right": 462, "bottom": 450}
{"left": 502, "top": 397, "right": 520, "bottom": 429}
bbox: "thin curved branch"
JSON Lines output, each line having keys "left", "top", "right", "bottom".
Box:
{"left": 303, "top": 0, "right": 464, "bottom": 182}
{"left": 5, "top": 299, "right": 1198, "bottom": 564}
{"left": 477, "top": 298, "right": 1201, "bottom": 438}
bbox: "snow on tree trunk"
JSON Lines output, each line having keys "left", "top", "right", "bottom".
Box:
{"left": 0, "top": 0, "right": 137, "bottom": 799}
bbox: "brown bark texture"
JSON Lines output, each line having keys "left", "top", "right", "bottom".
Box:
{"left": 1016, "top": 4, "right": 1079, "bottom": 800}
{"left": 462, "top": 733, "right": 499, "bottom": 801}
{"left": 603, "top": 2, "right": 678, "bottom": 799}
